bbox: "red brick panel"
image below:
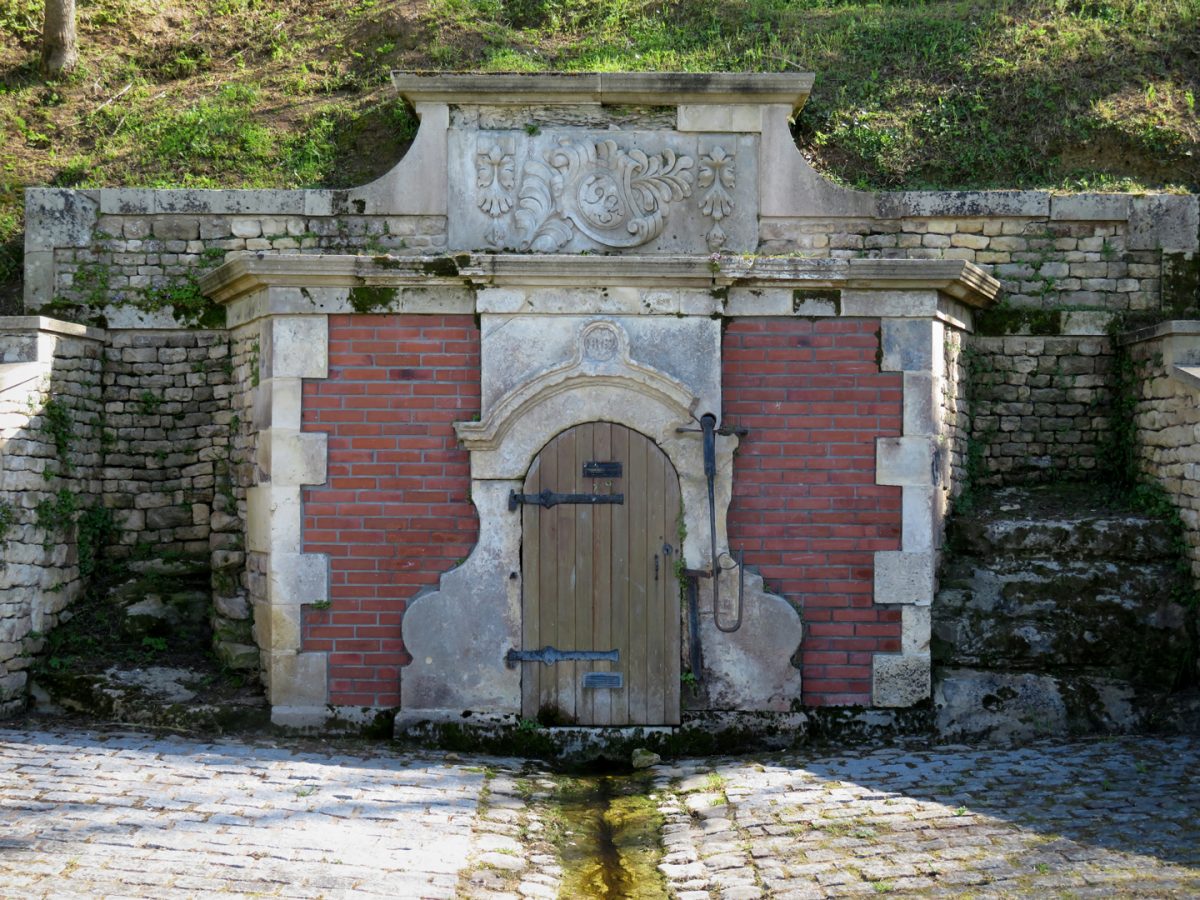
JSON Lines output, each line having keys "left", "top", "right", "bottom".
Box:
{"left": 301, "top": 314, "right": 480, "bottom": 707}
{"left": 723, "top": 318, "right": 903, "bottom": 706}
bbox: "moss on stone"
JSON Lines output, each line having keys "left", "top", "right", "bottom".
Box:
{"left": 975, "top": 304, "right": 1064, "bottom": 336}
{"left": 348, "top": 284, "right": 399, "bottom": 313}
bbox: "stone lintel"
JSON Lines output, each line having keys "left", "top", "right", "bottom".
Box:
{"left": 391, "top": 71, "right": 815, "bottom": 110}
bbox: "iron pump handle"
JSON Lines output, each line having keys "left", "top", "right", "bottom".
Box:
{"left": 677, "top": 413, "right": 746, "bottom": 633}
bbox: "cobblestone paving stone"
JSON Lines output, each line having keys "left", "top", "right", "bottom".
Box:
{"left": 2, "top": 724, "right": 1199, "bottom": 898}
{"left": 654, "top": 735, "right": 1200, "bottom": 899}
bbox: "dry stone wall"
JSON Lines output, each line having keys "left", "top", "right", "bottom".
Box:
{"left": 1125, "top": 322, "right": 1200, "bottom": 583}
{"left": 0, "top": 318, "right": 104, "bottom": 717}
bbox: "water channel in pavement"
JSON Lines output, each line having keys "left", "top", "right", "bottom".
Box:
{"left": 549, "top": 766, "right": 669, "bottom": 899}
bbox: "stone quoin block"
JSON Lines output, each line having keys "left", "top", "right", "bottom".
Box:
{"left": 267, "top": 553, "right": 329, "bottom": 606}
{"left": 876, "top": 436, "right": 938, "bottom": 487}
{"left": 872, "top": 653, "right": 932, "bottom": 707}
{"left": 902, "top": 605, "right": 932, "bottom": 655}
{"left": 874, "top": 550, "right": 935, "bottom": 605}
{"left": 255, "top": 430, "right": 326, "bottom": 486}
{"left": 266, "top": 316, "right": 328, "bottom": 380}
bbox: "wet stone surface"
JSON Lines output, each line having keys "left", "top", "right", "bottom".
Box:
{"left": 1, "top": 723, "right": 1198, "bottom": 898}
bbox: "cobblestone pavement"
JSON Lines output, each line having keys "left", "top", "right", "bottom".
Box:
{"left": 1, "top": 723, "right": 1198, "bottom": 898}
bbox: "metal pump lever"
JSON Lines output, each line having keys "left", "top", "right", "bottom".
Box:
{"left": 676, "top": 414, "right": 745, "bottom": 633}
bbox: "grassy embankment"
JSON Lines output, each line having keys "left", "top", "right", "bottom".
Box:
{"left": 1, "top": 0, "right": 1197, "bottom": 310}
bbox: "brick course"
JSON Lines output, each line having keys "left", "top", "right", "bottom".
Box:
{"left": 300, "top": 314, "right": 480, "bottom": 707}
{"left": 723, "top": 318, "right": 904, "bottom": 706}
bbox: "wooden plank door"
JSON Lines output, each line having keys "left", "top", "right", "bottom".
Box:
{"left": 520, "top": 423, "right": 681, "bottom": 726}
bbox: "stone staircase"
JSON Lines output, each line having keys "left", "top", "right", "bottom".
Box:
{"left": 933, "top": 485, "right": 1197, "bottom": 742}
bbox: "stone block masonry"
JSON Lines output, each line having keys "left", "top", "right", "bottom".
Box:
{"left": 1124, "top": 322, "right": 1200, "bottom": 585}
{"left": 301, "top": 315, "right": 481, "bottom": 708}
{"left": 101, "top": 330, "right": 234, "bottom": 559}
{"left": 723, "top": 318, "right": 904, "bottom": 706}
{"left": 968, "top": 333, "right": 1114, "bottom": 485}
{"left": 0, "top": 318, "right": 104, "bottom": 717}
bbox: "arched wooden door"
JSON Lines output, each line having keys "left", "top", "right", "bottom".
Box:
{"left": 518, "top": 423, "right": 681, "bottom": 726}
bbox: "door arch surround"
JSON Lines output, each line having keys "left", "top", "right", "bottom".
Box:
{"left": 398, "top": 317, "right": 803, "bottom": 723}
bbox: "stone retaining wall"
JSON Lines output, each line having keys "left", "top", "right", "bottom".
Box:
{"left": 1124, "top": 321, "right": 1200, "bottom": 584}
{"left": 0, "top": 317, "right": 105, "bottom": 717}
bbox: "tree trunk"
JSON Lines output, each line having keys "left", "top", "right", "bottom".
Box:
{"left": 41, "top": 0, "right": 78, "bottom": 76}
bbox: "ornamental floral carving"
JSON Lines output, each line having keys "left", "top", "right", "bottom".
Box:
{"left": 515, "top": 138, "right": 695, "bottom": 252}
{"left": 476, "top": 138, "right": 516, "bottom": 248}
{"left": 697, "top": 146, "right": 735, "bottom": 251}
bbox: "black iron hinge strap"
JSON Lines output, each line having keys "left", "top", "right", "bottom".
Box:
{"left": 508, "top": 490, "right": 624, "bottom": 511}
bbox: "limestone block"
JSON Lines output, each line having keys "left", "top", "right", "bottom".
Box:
{"left": 267, "top": 552, "right": 329, "bottom": 606}
{"left": 902, "top": 605, "right": 931, "bottom": 655}
{"left": 400, "top": 481, "right": 522, "bottom": 714}
{"left": 877, "top": 436, "right": 937, "bottom": 487}
{"left": 1050, "top": 193, "right": 1131, "bottom": 222}
{"left": 252, "top": 600, "right": 302, "bottom": 653}
{"left": 874, "top": 551, "right": 935, "bottom": 605}
{"left": 150, "top": 217, "right": 201, "bottom": 241}
{"left": 214, "top": 592, "right": 250, "bottom": 620}
{"left": 880, "top": 318, "right": 940, "bottom": 374}
{"left": 267, "top": 650, "right": 328, "bottom": 707}
{"left": 840, "top": 290, "right": 939, "bottom": 319}
{"left": 872, "top": 653, "right": 930, "bottom": 707}
{"left": 348, "top": 102, "right": 449, "bottom": 216}
{"left": 879, "top": 191, "right": 1048, "bottom": 218}
{"left": 677, "top": 104, "right": 763, "bottom": 133}
{"left": 98, "top": 188, "right": 154, "bottom": 214}
{"left": 22, "top": 251, "right": 54, "bottom": 312}
{"left": 155, "top": 189, "right": 306, "bottom": 215}
{"left": 24, "top": 188, "right": 99, "bottom": 250}
{"left": 720, "top": 288, "right": 788, "bottom": 317}
{"left": 478, "top": 315, "right": 720, "bottom": 425}
{"left": 266, "top": 317, "right": 327, "bottom": 380}
{"left": 1129, "top": 194, "right": 1199, "bottom": 251}
{"left": 256, "top": 429, "right": 326, "bottom": 486}
{"left": 759, "top": 105, "right": 877, "bottom": 219}
{"left": 902, "top": 485, "right": 943, "bottom": 553}
{"left": 903, "top": 373, "right": 940, "bottom": 436}
{"left": 245, "top": 484, "right": 301, "bottom": 554}
{"left": 699, "top": 565, "right": 803, "bottom": 712}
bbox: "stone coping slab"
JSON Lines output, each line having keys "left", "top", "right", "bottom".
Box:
{"left": 201, "top": 252, "right": 1000, "bottom": 307}
{"left": 0, "top": 316, "right": 107, "bottom": 341}
{"left": 1118, "top": 318, "right": 1200, "bottom": 346}
{"left": 391, "top": 71, "right": 815, "bottom": 109}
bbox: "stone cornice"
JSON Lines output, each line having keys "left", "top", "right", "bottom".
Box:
{"left": 391, "top": 71, "right": 815, "bottom": 111}
{"left": 201, "top": 253, "right": 1001, "bottom": 309}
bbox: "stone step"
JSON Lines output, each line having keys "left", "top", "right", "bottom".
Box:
{"left": 948, "top": 512, "right": 1177, "bottom": 562}
{"left": 933, "top": 556, "right": 1191, "bottom": 685}
{"left": 946, "top": 485, "right": 1177, "bottom": 561}
{"left": 933, "top": 667, "right": 1164, "bottom": 743}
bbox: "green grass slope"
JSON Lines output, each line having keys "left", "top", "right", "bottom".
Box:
{"left": 2, "top": 0, "right": 1198, "bottom": 310}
